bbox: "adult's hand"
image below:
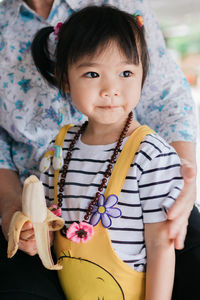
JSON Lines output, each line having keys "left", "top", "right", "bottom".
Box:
{"left": 167, "top": 159, "right": 196, "bottom": 249}
{"left": 167, "top": 141, "right": 197, "bottom": 250}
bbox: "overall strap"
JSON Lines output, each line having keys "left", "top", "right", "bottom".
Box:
{"left": 54, "top": 124, "right": 154, "bottom": 203}
{"left": 54, "top": 124, "right": 73, "bottom": 204}
{"left": 104, "top": 125, "right": 154, "bottom": 198}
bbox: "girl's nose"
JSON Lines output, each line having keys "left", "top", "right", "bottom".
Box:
{"left": 100, "top": 87, "right": 119, "bottom": 98}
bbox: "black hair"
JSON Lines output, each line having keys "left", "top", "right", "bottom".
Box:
{"left": 31, "top": 5, "right": 149, "bottom": 97}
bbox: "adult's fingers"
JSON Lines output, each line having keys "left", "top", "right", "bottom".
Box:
{"left": 173, "top": 225, "right": 188, "bottom": 250}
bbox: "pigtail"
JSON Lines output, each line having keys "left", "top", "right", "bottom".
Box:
{"left": 31, "top": 27, "right": 57, "bottom": 87}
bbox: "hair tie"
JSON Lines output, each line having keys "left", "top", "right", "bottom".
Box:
{"left": 133, "top": 14, "right": 144, "bottom": 28}
{"left": 53, "top": 22, "right": 63, "bottom": 40}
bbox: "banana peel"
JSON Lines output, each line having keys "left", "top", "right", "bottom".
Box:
{"left": 7, "top": 175, "right": 64, "bottom": 270}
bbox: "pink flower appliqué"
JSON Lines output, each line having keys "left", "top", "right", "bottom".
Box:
{"left": 49, "top": 204, "right": 62, "bottom": 217}
{"left": 66, "top": 222, "right": 94, "bottom": 243}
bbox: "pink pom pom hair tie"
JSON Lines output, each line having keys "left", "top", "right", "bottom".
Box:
{"left": 53, "top": 22, "right": 63, "bottom": 40}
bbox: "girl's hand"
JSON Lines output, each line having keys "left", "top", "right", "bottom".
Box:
{"left": 167, "top": 159, "right": 196, "bottom": 250}
{"left": 18, "top": 221, "right": 37, "bottom": 256}
{"left": 19, "top": 221, "right": 54, "bottom": 256}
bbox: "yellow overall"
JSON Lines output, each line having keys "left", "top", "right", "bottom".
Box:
{"left": 53, "top": 124, "right": 154, "bottom": 300}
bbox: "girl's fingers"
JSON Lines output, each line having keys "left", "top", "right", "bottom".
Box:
{"left": 20, "top": 221, "right": 35, "bottom": 240}
{"left": 21, "top": 221, "right": 34, "bottom": 231}
{"left": 18, "top": 239, "right": 38, "bottom": 256}
{"left": 20, "top": 229, "right": 35, "bottom": 241}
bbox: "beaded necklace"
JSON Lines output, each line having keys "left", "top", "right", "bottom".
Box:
{"left": 56, "top": 111, "right": 133, "bottom": 240}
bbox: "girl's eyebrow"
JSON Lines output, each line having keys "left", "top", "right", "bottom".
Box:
{"left": 76, "top": 61, "right": 135, "bottom": 69}
{"left": 76, "top": 62, "right": 99, "bottom": 68}
{"left": 121, "top": 60, "right": 136, "bottom": 65}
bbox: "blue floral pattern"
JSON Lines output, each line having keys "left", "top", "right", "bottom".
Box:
{"left": 0, "top": 0, "right": 196, "bottom": 182}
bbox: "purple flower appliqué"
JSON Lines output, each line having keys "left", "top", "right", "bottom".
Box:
{"left": 90, "top": 194, "right": 122, "bottom": 228}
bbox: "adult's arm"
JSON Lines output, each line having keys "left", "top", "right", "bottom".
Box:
{"left": 0, "top": 169, "right": 22, "bottom": 239}
{"left": 0, "top": 129, "right": 22, "bottom": 238}
{"left": 0, "top": 125, "right": 37, "bottom": 252}
{"left": 167, "top": 141, "right": 196, "bottom": 249}
{"left": 132, "top": 0, "right": 197, "bottom": 248}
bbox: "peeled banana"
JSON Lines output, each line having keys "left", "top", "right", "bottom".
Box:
{"left": 7, "top": 175, "right": 64, "bottom": 270}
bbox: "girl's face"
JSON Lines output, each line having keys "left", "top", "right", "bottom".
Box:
{"left": 66, "top": 42, "right": 143, "bottom": 128}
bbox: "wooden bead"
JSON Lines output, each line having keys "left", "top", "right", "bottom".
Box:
{"left": 108, "top": 164, "right": 112, "bottom": 170}
{"left": 56, "top": 115, "right": 132, "bottom": 231}
{"left": 88, "top": 205, "right": 93, "bottom": 211}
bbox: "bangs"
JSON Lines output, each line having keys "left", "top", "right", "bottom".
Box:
{"left": 67, "top": 9, "right": 140, "bottom": 65}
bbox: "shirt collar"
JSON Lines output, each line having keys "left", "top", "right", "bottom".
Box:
{"left": 66, "top": 0, "right": 102, "bottom": 11}
{"left": 10, "top": 0, "right": 66, "bottom": 19}
{"left": 7, "top": 0, "right": 104, "bottom": 28}
{"left": 14, "top": 0, "right": 88, "bottom": 13}
{"left": 8, "top": 0, "right": 39, "bottom": 22}
{"left": 10, "top": 0, "right": 102, "bottom": 20}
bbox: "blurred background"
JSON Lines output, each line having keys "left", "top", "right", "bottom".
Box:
{"left": 150, "top": 0, "right": 200, "bottom": 202}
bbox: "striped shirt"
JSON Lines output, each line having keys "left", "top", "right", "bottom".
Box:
{"left": 41, "top": 125, "right": 184, "bottom": 272}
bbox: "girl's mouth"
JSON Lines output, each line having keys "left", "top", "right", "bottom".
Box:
{"left": 97, "top": 106, "right": 120, "bottom": 110}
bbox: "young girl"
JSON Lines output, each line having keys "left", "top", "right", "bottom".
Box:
{"left": 32, "top": 5, "right": 183, "bottom": 300}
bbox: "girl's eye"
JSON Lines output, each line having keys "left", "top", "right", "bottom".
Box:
{"left": 85, "top": 72, "right": 99, "bottom": 78}
{"left": 120, "top": 71, "right": 133, "bottom": 78}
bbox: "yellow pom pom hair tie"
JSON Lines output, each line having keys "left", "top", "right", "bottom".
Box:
{"left": 40, "top": 145, "right": 63, "bottom": 173}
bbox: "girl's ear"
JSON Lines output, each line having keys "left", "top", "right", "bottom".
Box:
{"left": 65, "top": 83, "right": 70, "bottom": 93}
